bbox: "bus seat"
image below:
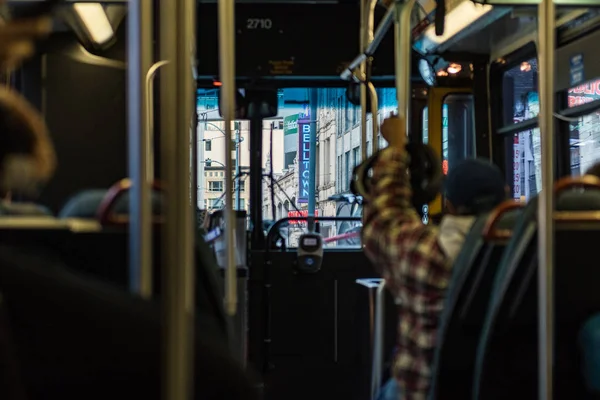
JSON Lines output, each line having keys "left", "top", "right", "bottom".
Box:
{"left": 474, "top": 179, "right": 600, "bottom": 400}
{"left": 58, "top": 189, "right": 106, "bottom": 218}
{"left": 0, "top": 244, "right": 257, "bottom": 400}
{"left": 580, "top": 313, "right": 600, "bottom": 395}
{"left": 0, "top": 291, "right": 27, "bottom": 400}
{"left": 430, "top": 201, "right": 523, "bottom": 399}
{"left": 58, "top": 189, "right": 163, "bottom": 219}
{"left": 0, "top": 201, "right": 52, "bottom": 217}
{"left": 54, "top": 182, "right": 229, "bottom": 345}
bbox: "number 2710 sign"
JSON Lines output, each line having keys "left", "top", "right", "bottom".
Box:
{"left": 246, "top": 18, "right": 272, "bottom": 29}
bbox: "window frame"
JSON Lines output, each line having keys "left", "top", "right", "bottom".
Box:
{"left": 557, "top": 82, "right": 600, "bottom": 177}
{"left": 490, "top": 43, "right": 545, "bottom": 198}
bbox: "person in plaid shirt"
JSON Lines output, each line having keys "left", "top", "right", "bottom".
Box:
{"left": 362, "top": 116, "right": 508, "bottom": 400}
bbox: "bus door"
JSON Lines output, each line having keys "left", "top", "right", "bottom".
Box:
{"left": 424, "top": 87, "right": 476, "bottom": 218}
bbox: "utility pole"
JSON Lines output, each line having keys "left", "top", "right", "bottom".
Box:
{"left": 235, "top": 121, "right": 241, "bottom": 210}
{"left": 307, "top": 88, "right": 318, "bottom": 232}
{"left": 198, "top": 123, "right": 205, "bottom": 209}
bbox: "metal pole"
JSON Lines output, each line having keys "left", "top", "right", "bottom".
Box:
{"left": 127, "top": 0, "right": 152, "bottom": 298}
{"left": 371, "top": 280, "right": 386, "bottom": 400}
{"left": 367, "top": 82, "right": 379, "bottom": 151}
{"left": 394, "top": 0, "right": 415, "bottom": 134}
{"left": 146, "top": 60, "right": 170, "bottom": 183}
{"left": 198, "top": 124, "right": 205, "bottom": 209}
{"left": 339, "top": 6, "right": 395, "bottom": 81}
{"left": 236, "top": 125, "right": 241, "bottom": 210}
{"left": 218, "top": 0, "right": 238, "bottom": 317}
{"left": 537, "top": 1, "right": 555, "bottom": 399}
{"left": 160, "top": 0, "right": 196, "bottom": 396}
{"left": 359, "top": 0, "right": 367, "bottom": 161}
{"left": 308, "top": 89, "right": 317, "bottom": 232}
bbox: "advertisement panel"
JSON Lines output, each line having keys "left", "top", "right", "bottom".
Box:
{"left": 568, "top": 79, "right": 600, "bottom": 108}
{"left": 297, "top": 120, "right": 311, "bottom": 204}
{"left": 283, "top": 114, "right": 299, "bottom": 135}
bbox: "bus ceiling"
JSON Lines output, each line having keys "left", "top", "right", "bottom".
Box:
{"left": 413, "top": 0, "right": 599, "bottom": 62}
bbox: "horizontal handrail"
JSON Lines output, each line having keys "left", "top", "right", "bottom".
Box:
{"left": 554, "top": 175, "right": 600, "bottom": 194}
{"left": 267, "top": 216, "right": 362, "bottom": 247}
{"left": 340, "top": 5, "right": 395, "bottom": 81}
{"left": 323, "top": 231, "right": 360, "bottom": 243}
{"left": 554, "top": 211, "right": 600, "bottom": 223}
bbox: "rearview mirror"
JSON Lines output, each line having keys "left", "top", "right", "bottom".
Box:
{"left": 219, "top": 87, "right": 278, "bottom": 120}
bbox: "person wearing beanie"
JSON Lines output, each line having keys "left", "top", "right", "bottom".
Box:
{"left": 362, "top": 116, "right": 508, "bottom": 400}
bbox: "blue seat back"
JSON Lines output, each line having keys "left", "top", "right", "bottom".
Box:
{"left": 59, "top": 189, "right": 164, "bottom": 219}
{"left": 0, "top": 201, "right": 52, "bottom": 217}
{"left": 430, "top": 206, "right": 521, "bottom": 399}
{"left": 474, "top": 190, "right": 600, "bottom": 400}
{"left": 580, "top": 313, "right": 600, "bottom": 394}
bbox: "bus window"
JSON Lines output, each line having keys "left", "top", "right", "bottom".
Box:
{"left": 511, "top": 128, "right": 541, "bottom": 201}
{"left": 501, "top": 58, "right": 539, "bottom": 127}
{"left": 443, "top": 94, "right": 476, "bottom": 175}
{"left": 196, "top": 87, "right": 400, "bottom": 250}
{"left": 567, "top": 78, "right": 600, "bottom": 176}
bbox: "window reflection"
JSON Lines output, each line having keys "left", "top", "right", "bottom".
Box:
{"left": 502, "top": 58, "right": 538, "bottom": 126}
{"left": 511, "top": 128, "right": 541, "bottom": 201}
{"left": 568, "top": 79, "right": 600, "bottom": 176}
{"left": 443, "top": 94, "right": 476, "bottom": 175}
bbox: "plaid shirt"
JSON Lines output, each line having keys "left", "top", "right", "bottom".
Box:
{"left": 361, "top": 147, "right": 451, "bottom": 400}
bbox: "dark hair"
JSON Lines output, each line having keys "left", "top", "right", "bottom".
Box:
{"left": 586, "top": 163, "right": 600, "bottom": 178}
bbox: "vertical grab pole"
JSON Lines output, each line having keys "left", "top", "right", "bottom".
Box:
{"left": 218, "top": 0, "right": 238, "bottom": 317}
{"left": 537, "top": 1, "right": 555, "bottom": 400}
{"left": 127, "top": 0, "right": 152, "bottom": 298}
{"left": 367, "top": 82, "right": 379, "bottom": 151}
{"left": 366, "top": 0, "right": 377, "bottom": 153}
{"left": 160, "top": 0, "right": 197, "bottom": 396}
{"left": 371, "top": 280, "right": 386, "bottom": 400}
{"left": 393, "top": 0, "right": 415, "bottom": 134}
{"left": 359, "top": 0, "right": 368, "bottom": 160}
{"left": 146, "top": 60, "right": 170, "bottom": 182}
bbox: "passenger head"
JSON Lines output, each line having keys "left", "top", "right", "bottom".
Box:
{"left": 444, "top": 158, "right": 507, "bottom": 216}
{"left": 585, "top": 163, "right": 600, "bottom": 178}
{"left": 0, "top": 86, "right": 55, "bottom": 195}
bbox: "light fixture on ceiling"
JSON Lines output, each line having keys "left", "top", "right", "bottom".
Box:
{"left": 447, "top": 63, "right": 462, "bottom": 74}
{"left": 423, "top": 1, "right": 494, "bottom": 45}
{"left": 73, "top": 3, "right": 114, "bottom": 46}
{"left": 520, "top": 61, "right": 532, "bottom": 72}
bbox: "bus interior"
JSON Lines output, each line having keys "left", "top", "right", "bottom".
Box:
{"left": 1, "top": 0, "right": 600, "bottom": 399}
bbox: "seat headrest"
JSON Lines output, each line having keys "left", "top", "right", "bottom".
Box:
{"left": 112, "top": 191, "right": 164, "bottom": 215}
{"left": 0, "top": 201, "right": 52, "bottom": 217}
{"left": 58, "top": 190, "right": 106, "bottom": 218}
{"left": 59, "top": 189, "right": 164, "bottom": 219}
{"left": 557, "top": 190, "right": 600, "bottom": 211}
{"left": 526, "top": 190, "right": 600, "bottom": 215}
{"left": 0, "top": 87, "right": 56, "bottom": 194}
{"left": 495, "top": 208, "right": 521, "bottom": 230}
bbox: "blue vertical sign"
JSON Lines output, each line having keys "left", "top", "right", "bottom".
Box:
{"left": 570, "top": 53, "right": 585, "bottom": 86}
{"left": 297, "top": 120, "right": 311, "bottom": 204}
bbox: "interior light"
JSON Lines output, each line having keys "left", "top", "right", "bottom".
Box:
{"left": 73, "top": 3, "right": 114, "bottom": 45}
{"left": 437, "top": 70, "right": 448, "bottom": 77}
{"left": 520, "top": 62, "right": 532, "bottom": 72}
{"left": 423, "top": 1, "right": 493, "bottom": 45}
{"left": 447, "top": 63, "right": 462, "bottom": 74}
